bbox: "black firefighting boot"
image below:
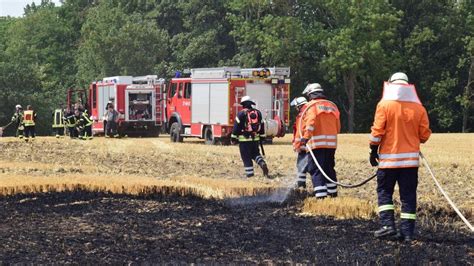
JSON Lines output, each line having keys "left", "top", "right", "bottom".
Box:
{"left": 258, "top": 161, "right": 269, "bottom": 177}
{"left": 296, "top": 181, "right": 306, "bottom": 189}
{"left": 374, "top": 225, "right": 397, "bottom": 238}
{"left": 396, "top": 231, "right": 414, "bottom": 243}
{"left": 398, "top": 219, "right": 415, "bottom": 243}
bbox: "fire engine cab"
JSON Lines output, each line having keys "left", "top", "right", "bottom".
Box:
{"left": 165, "top": 67, "right": 290, "bottom": 144}
{"left": 88, "top": 75, "right": 165, "bottom": 136}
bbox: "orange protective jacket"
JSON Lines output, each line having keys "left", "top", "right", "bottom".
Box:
{"left": 292, "top": 104, "right": 308, "bottom": 152}
{"left": 303, "top": 99, "right": 341, "bottom": 150}
{"left": 370, "top": 82, "right": 432, "bottom": 168}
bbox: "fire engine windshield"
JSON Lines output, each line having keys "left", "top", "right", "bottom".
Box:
{"left": 128, "top": 93, "right": 153, "bottom": 121}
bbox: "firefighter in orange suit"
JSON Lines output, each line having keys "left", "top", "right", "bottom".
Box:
{"left": 370, "top": 72, "right": 431, "bottom": 242}
{"left": 291, "top": 97, "right": 309, "bottom": 189}
{"left": 23, "top": 105, "right": 37, "bottom": 141}
{"left": 300, "top": 84, "right": 341, "bottom": 198}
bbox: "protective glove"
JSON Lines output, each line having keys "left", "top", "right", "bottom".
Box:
{"left": 300, "top": 138, "right": 309, "bottom": 146}
{"left": 369, "top": 145, "right": 379, "bottom": 167}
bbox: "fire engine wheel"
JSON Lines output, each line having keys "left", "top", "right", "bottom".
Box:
{"left": 170, "top": 122, "right": 183, "bottom": 143}
{"left": 204, "top": 127, "right": 216, "bottom": 145}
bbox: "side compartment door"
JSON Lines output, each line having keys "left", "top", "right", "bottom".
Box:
{"left": 245, "top": 82, "right": 273, "bottom": 119}
{"left": 176, "top": 81, "right": 191, "bottom": 125}
{"left": 167, "top": 80, "right": 191, "bottom": 125}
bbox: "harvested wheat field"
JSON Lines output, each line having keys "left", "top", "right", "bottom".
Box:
{"left": 0, "top": 134, "right": 472, "bottom": 264}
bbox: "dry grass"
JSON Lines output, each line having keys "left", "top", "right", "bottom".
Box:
{"left": 0, "top": 174, "right": 274, "bottom": 199}
{"left": 302, "top": 197, "right": 376, "bottom": 220}
{"left": 0, "top": 133, "right": 472, "bottom": 221}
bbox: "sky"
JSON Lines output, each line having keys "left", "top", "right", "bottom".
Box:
{"left": 0, "top": 0, "right": 62, "bottom": 17}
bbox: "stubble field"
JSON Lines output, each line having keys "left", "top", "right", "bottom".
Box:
{"left": 0, "top": 134, "right": 472, "bottom": 263}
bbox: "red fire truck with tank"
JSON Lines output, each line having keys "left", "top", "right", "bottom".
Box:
{"left": 164, "top": 67, "right": 290, "bottom": 144}
{"left": 88, "top": 75, "right": 165, "bottom": 136}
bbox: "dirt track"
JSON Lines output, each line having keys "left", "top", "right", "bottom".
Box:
{"left": 0, "top": 192, "right": 472, "bottom": 264}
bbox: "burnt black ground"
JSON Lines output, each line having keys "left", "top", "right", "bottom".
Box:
{"left": 0, "top": 192, "right": 472, "bottom": 264}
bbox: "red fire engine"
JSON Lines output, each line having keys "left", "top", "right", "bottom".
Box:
{"left": 164, "top": 67, "right": 290, "bottom": 144}
{"left": 88, "top": 75, "right": 165, "bottom": 136}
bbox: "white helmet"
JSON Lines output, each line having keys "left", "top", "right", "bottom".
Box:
{"left": 240, "top": 95, "right": 255, "bottom": 105}
{"left": 15, "top": 104, "right": 22, "bottom": 109}
{"left": 389, "top": 72, "right": 408, "bottom": 84}
{"left": 290, "top": 97, "right": 308, "bottom": 107}
{"left": 302, "top": 83, "right": 323, "bottom": 95}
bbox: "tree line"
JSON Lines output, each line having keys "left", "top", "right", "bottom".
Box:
{"left": 0, "top": 0, "right": 472, "bottom": 135}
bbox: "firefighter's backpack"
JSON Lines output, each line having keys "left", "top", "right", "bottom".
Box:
{"left": 244, "top": 109, "right": 261, "bottom": 134}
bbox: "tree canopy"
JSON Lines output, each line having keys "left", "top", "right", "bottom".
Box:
{"left": 0, "top": 0, "right": 472, "bottom": 135}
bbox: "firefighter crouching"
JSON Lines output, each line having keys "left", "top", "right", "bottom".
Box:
{"left": 23, "top": 105, "right": 37, "bottom": 142}
{"left": 300, "top": 83, "right": 341, "bottom": 199}
{"left": 11, "top": 104, "right": 24, "bottom": 139}
{"left": 231, "top": 96, "right": 269, "bottom": 178}
{"left": 52, "top": 108, "right": 65, "bottom": 138}
{"left": 369, "top": 72, "right": 431, "bottom": 242}
{"left": 291, "top": 97, "right": 309, "bottom": 189}
{"left": 78, "top": 110, "right": 93, "bottom": 140}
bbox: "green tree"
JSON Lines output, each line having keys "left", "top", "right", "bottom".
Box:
{"left": 315, "top": 0, "right": 401, "bottom": 132}
{"left": 457, "top": 1, "right": 474, "bottom": 132}
{"left": 76, "top": 1, "right": 169, "bottom": 84}
{"left": 1, "top": 2, "right": 75, "bottom": 134}
{"left": 392, "top": 0, "right": 469, "bottom": 131}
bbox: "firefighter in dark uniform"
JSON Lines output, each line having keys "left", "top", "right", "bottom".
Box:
{"left": 64, "top": 108, "right": 78, "bottom": 138}
{"left": 79, "top": 110, "right": 93, "bottom": 140}
{"left": 52, "top": 108, "right": 65, "bottom": 138}
{"left": 73, "top": 109, "right": 83, "bottom": 138}
{"left": 11, "top": 104, "right": 24, "bottom": 139}
{"left": 231, "top": 96, "right": 269, "bottom": 178}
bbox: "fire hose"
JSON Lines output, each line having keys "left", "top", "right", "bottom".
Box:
{"left": 298, "top": 101, "right": 377, "bottom": 188}
{"left": 420, "top": 152, "right": 473, "bottom": 232}
{"left": 1, "top": 121, "right": 13, "bottom": 129}
{"left": 0, "top": 121, "right": 14, "bottom": 137}
{"left": 299, "top": 100, "right": 473, "bottom": 231}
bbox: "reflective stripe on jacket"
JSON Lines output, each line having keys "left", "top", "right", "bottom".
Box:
{"left": 302, "top": 99, "right": 340, "bottom": 150}
{"left": 292, "top": 104, "right": 308, "bottom": 152}
{"left": 52, "top": 109, "right": 64, "bottom": 128}
{"left": 370, "top": 82, "right": 431, "bottom": 169}
{"left": 23, "top": 110, "right": 35, "bottom": 126}
{"left": 81, "top": 112, "right": 93, "bottom": 126}
{"left": 232, "top": 134, "right": 261, "bottom": 142}
{"left": 65, "top": 114, "right": 77, "bottom": 127}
